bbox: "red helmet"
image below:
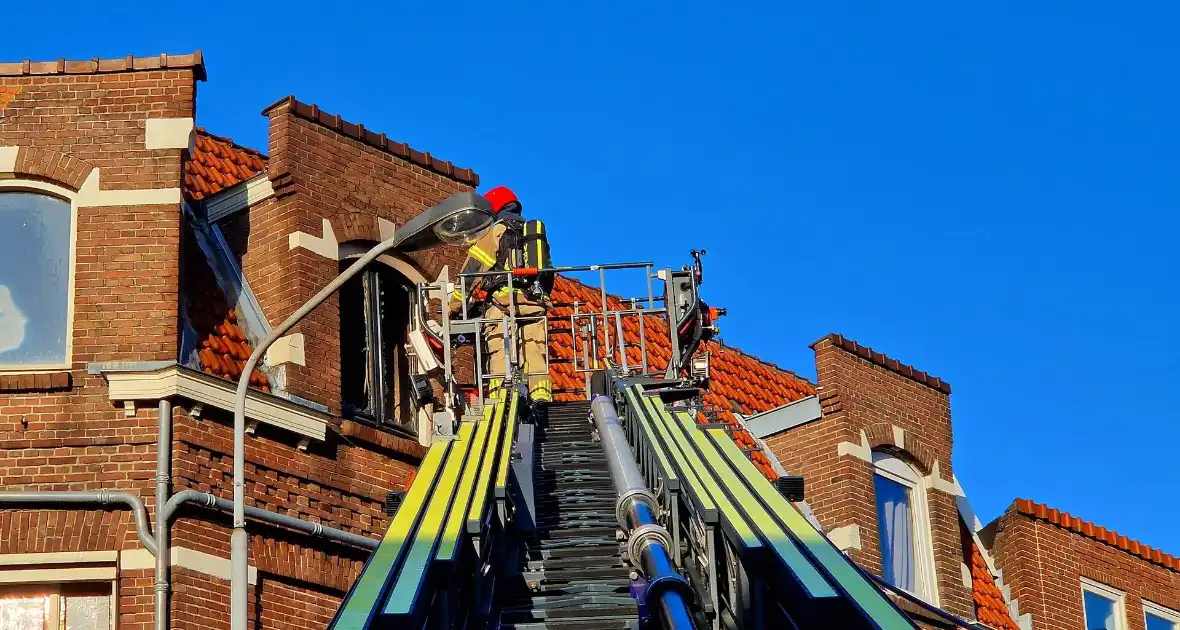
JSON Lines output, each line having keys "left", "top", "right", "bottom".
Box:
{"left": 484, "top": 185, "right": 522, "bottom": 216}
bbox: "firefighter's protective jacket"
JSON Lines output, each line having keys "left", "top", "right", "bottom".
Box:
{"left": 449, "top": 222, "right": 511, "bottom": 312}
{"left": 448, "top": 221, "right": 553, "bottom": 403}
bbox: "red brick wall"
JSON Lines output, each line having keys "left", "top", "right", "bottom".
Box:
{"left": 0, "top": 63, "right": 445, "bottom": 630}
{"left": 991, "top": 509, "right": 1180, "bottom": 630}
{"left": 763, "top": 336, "right": 974, "bottom": 618}
{"left": 0, "top": 63, "right": 199, "bottom": 630}
{"left": 171, "top": 567, "right": 230, "bottom": 630}
{"left": 170, "top": 404, "right": 413, "bottom": 549}
{"left": 233, "top": 101, "right": 473, "bottom": 413}
{"left": 257, "top": 577, "right": 344, "bottom": 629}
{"left": 120, "top": 568, "right": 155, "bottom": 630}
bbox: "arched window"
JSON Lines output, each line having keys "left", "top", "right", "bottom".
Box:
{"left": 872, "top": 450, "right": 938, "bottom": 603}
{"left": 0, "top": 190, "right": 74, "bottom": 371}
{"left": 339, "top": 257, "right": 414, "bottom": 434}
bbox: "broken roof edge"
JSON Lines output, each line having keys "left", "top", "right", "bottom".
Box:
{"left": 261, "top": 95, "right": 480, "bottom": 186}
{"left": 0, "top": 51, "right": 207, "bottom": 81}
{"left": 811, "top": 332, "right": 952, "bottom": 394}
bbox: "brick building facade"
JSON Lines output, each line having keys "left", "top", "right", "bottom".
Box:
{"left": 0, "top": 51, "right": 1174, "bottom": 630}
{"left": 758, "top": 335, "right": 1180, "bottom": 630}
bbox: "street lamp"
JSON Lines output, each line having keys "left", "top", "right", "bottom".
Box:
{"left": 229, "top": 191, "right": 496, "bottom": 630}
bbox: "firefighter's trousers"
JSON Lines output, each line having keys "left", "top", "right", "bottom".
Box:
{"left": 483, "top": 294, "right": 551, "bottom": 403}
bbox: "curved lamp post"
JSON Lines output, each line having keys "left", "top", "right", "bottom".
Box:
{"left": 229, "top": 191, "right": 496, "bottom": 630}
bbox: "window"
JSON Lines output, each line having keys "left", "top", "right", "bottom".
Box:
{"left": 339, "top": 259, "right": 414, "bottom": 433}
{"left": 872, "top": 451, "right": 938, "bottom": 603}
{"left": 1081, "top": 578, "right": 1127, "bottom": 630}
{"left": 0, "top": 583, "right": 113, "bottom": 629}
{"left": 1145, "top": 601, "right": 1180, "bottom": 630}
{"left": 0, "top": 191, "right": 74, "bottom": 371}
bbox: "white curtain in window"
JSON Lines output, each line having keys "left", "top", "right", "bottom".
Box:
{"left": 875, "top": 474, "right": 916, "bottom": 591}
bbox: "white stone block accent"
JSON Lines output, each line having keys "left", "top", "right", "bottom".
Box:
{"left": 836, "top": 429, "right": 872, "bottom": 462}
{"left": 0, "top": 146, "right": 17, "bottom": 172}
{"left": 145, "top": 117, "right": 195, "bottom": 150}
{"left": 828, "top": 524, "right": 862, "bottom": 551}
{"left": 379, "top": 217, "right": 397, "bottom": 241}
{"left": 288, "top": 218, "right": 339, "bottom": 259}
{"left": 77, "top": 168, "right": 181, "bottom": 207}
{"left": 120, "top": 547, "right": 258, "bottom": 585}
{"left": 892, "top": 425, "right": 905, "bottom": 450}
{"left": 266, "top": 333, "right": 306, "bottom": 367}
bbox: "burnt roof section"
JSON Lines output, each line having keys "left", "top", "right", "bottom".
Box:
{"left": 811, "top": 333, "right": 952, "bottom": 394}
{"left": 0, "top": 51, "right": 207, "bottom": 81}
{"left": 261, "top": 95, "right": 479, "bottom": 186}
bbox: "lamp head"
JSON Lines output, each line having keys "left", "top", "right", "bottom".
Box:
{"left": 394, "top": 191, "right": 496, "bottom": 252}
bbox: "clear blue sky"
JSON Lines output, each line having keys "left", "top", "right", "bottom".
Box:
{"left": 10, "top": 2, "right": 1178, "bottom": 552}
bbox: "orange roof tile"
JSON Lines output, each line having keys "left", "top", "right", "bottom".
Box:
{"left": 547, "top": 275, "right": 815, "bottom": 479}
{"left": 1014, "top": 498, "right": 1180, "bottom": 573}
{"left": 183, "top": 228, "right": 269, "bottom": 391}
{"left": 961, "top": 520, "right": 1020, "bottom": 629}
{"left": 970, "top": 543, "right": 1020, "bottom": 629}
{"left": 184, "top": 128, "right": 268, "bottom": 200}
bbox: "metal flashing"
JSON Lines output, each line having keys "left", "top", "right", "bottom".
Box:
{"left": 203, "top": 172, "right": 275, "bottom": 223}
{"left": 742, "top": 395, "right": 822, "bottom": 438}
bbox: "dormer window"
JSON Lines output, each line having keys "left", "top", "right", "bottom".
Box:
{"left": 0, "top": 190, "right": 74, "bottom": 371}
{"left": 872, "top": 450, "right": 938, "bottom": 603}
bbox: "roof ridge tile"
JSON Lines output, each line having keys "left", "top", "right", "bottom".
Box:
{"left": 0, "top": 51, "right": 206, "bottom": 80}
{"left": 1014, "top": 498, "right": 1180, "bottom": 573}
{"left": 259, "top": 95, "right": 479, "bottom": 186}
{"left": 810, "top": 332, "right": 952, "bottom": 394}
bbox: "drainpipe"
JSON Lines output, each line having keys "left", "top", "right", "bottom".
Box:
{"left": 231, "top": 232, "right": 412, "bottom": 630}
{"left": 0, "top": 491, "right": 157, "bottom": 555}
{"left": 155, "top": 400, "right": 172, "bottom": 630}
{"left": 590, "top": 395, "right": 695, "bottom": 630}
{"left": 161, "top": 490, "right": 377, "bottom": 551}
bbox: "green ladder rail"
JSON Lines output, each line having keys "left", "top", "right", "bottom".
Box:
{"left": 328, "top": 383, "right": 520, "bottom": 630}
{"left": 627, "top": 383, "right": 918, "bottom": 630}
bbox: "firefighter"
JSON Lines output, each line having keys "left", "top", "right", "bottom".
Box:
{"left": 449, "top": 185, "right": 553, "bottom": 411}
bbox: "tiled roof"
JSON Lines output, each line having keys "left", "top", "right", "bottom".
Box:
{"left": 548, "top": 275, "right": 816, "bottom": 478}
{"left": 1014, "top": 498, "right": 1180, "bottom": 573}
{"left": 183, "top": 227, "right": 269, "bottom": 391}
{"left": 811, "top": 333, "right": 952, "bottom": 394}
{"left": 962, "top": 520, "right": 1019, "bottom": 630}
{"left": 185, "top": 128, "right": 268, "bottom": 200}
{"left": 0, "top": 51, "right": 206, "bottom": 79}
{"left": 261, "top": 96, "right": 480, "bottom": 186}
{"left": 186, "top": 130, "right": 814, "bottom": 476}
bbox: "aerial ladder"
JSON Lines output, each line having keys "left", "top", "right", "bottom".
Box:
{"left": 327, "top": 250, "right": 987, "bottom": 630}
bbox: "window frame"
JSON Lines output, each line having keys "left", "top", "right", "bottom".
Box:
{"left": 0, "top": 582, "right": 117, "bottom": 630}
{"left": 0, "top": 551, "right": 118, "bottom": 629}
{"left": 0, "top": 180, "right": 78, "bottom": 373}
{"left": 1144, "top": 600, "right": 1180, "bottom": 630}
{"left": 871, "top": 450, "right": 940, "bottom": 605}
{"left": 338, "top": 250, "right": 421, "bottom": 437}
{"left": 1080, "top": 577, "right": 1128, "bottom": 630}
